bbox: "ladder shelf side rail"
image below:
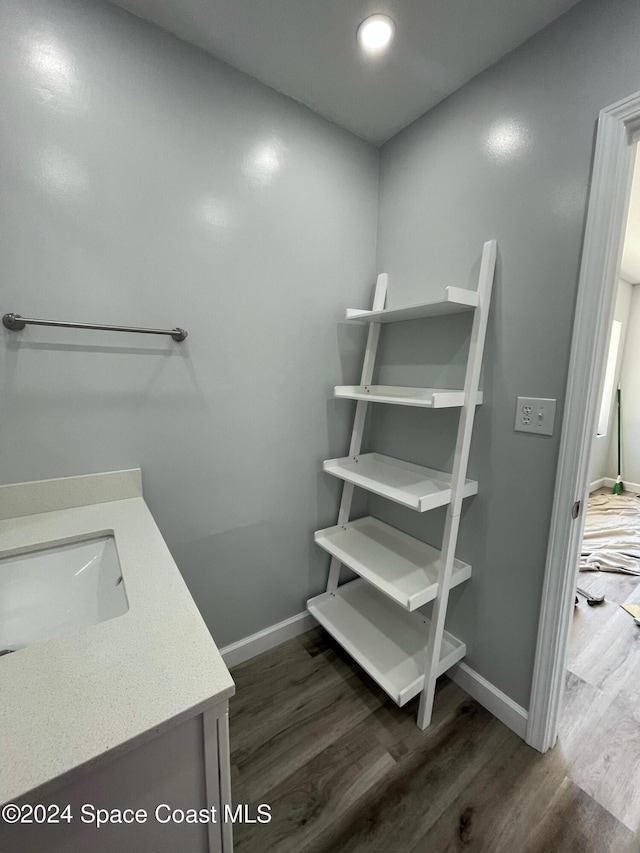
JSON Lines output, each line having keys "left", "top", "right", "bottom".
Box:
{"left": 326, "top": 273, "right": 387, "bottom": 594}
{"left": 417, "top": 239, "right": 497, "bottom": 729}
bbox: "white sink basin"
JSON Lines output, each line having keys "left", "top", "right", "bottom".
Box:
{"left": 0, "top": 536, "right": 128, "bottom": 654}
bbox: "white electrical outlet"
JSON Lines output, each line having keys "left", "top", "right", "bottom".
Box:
{"left": 514, "top": 397, "right": 557, "bottom": 436}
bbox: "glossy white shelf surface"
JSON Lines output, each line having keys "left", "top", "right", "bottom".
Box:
{"left": 323, "top": 452, "right": 478, "bottom": 511}
{"left": 307, "top": 579, "right": 466, "bottom": 706}
{"left": 314, "top": 516, "right": 471, "bottom": 611}
{"left": 345, "top": 286, "right": 478, "bottom": 323}
{"left": 334, "top": 384, "right": 483, "bottom": 408}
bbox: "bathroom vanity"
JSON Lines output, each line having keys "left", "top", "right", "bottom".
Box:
{"left": 0, "top": 469, "right": 235, "bottom": 853}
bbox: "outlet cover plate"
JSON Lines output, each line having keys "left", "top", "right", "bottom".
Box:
{"left": 515, "top": 396, "right": 557, "bottom": 436}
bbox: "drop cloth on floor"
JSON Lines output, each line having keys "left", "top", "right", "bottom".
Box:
{"left": 580, "top": 492, "right": 640, "bottom": 575}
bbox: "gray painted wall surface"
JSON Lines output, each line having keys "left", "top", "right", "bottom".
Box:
{"left": 0, "top": 0, "right": 378, "bottom": 647}
{"left": 4, "top": 0, "right": 640, "bottom": 714}
{"left": 374, "top": 0, "right": 640, "bottom": 707}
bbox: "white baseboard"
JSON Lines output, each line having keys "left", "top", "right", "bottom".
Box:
{"left": 589, "top": 477, "right": 607, "bottom": 492}
{"left": 601, "top": 476, "right": 640, "bottom": 494}
{"left": 219, "top": 610, "right": 316, "bottom": 668}
{"left": 448, "top": 662, "right": 529, "bottom": 740}
{"left": 220, "top": 612, "right": 529, "bottom": 742}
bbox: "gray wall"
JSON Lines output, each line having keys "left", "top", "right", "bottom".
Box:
{"left": 374, "top": 0, "right": 640, "bottom": 707}
{"left": 5, "top": 0, "right": 640, "bottom": 713}
{"left": 0, "top": 0, "right": 378, "bottom": 647}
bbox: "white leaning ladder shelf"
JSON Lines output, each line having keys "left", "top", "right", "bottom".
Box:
{"left": 307, "top": 240, "right": 497, "bottom": 730}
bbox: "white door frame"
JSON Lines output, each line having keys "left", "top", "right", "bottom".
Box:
{"left": 526, "top": 91, "right": 640, "bottom": 754}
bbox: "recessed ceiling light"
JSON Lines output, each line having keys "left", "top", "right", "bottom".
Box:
{"left": 357, "top": 14, "right": 395, "bottom": 55}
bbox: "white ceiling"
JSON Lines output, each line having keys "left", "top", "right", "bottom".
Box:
{"left": 622, "top": 149, "right": 640, "bottom": 284}
{"left": 111, "top": 0, "right": 582, "bottom": 145}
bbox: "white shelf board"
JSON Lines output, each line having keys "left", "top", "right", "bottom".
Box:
{"left": 307, "top": 579, "right": 466, "bottom": 706}
{"left": 346, "top": 286, "right": 478, "bottom": 323}
{"left": 314, "top": 516, "right": 471, "bottom": 611}
{"left": 334, "top": 385, "right": 483, "bottom": 409}
{"left": 323, "top": 453, "right": 478, "bottom": 512}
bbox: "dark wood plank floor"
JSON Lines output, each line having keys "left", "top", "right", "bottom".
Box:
{"left": 229, "top": 621, "right": 640, "bottom": 853}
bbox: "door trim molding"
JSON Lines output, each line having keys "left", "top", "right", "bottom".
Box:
{"left": 526, "top": 92, "right": 640, "bottom": 752}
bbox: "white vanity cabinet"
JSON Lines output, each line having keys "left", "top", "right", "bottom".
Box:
{"left": 0, "top": 469, "right": 235, "bottom": 853}
{"left": 4, "top": 702, "right": 233, "bottom": 853}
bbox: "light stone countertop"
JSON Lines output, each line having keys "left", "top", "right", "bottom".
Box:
{"left": 0, "top": 470, "right": 235, "bottom": 806}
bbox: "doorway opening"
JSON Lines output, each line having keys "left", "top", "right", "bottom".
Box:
{"left": 528, "top": 93, "right": 640, "bottom": 757}
{"left": 550, "top": 142, "right": 640, "bottom": 827}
